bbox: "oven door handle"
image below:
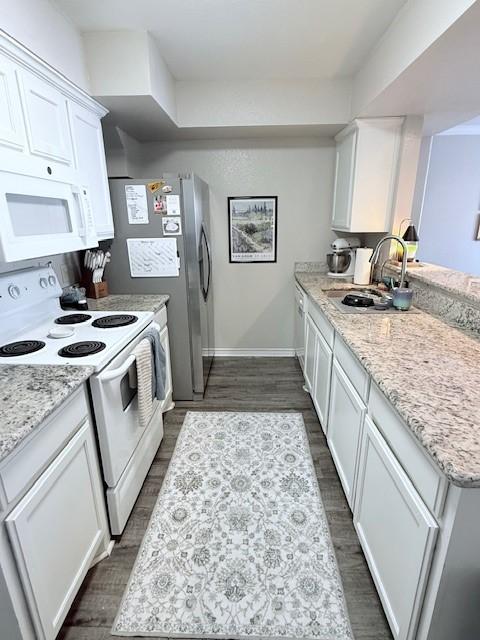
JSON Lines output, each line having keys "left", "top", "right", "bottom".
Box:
{"left": 97, "top": 322, "right": 159, "bottom": 383}
{"left": 98, "top": 354, "right": 135, "bottom": 382}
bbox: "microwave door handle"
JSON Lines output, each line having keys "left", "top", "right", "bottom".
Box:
{"left": 71, "top": 185, "right": 86, "bottom": 236}
{"left": 72, "top": 185, "right": 97, "bottom": 244}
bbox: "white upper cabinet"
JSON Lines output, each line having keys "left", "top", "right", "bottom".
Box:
{"left": 332, "top": 118, "right": 404, "bottom": 233}
{"left": 69, "top": 102, "right": 114, "bottom": 239}
{"left": 0, "top": 56, "right": 26, "bottom": 152}
{"left": 332, "top": 127, "right": 357, "bottom": 230}
{"left": 19, "top": 69, "right": 72, "bottom": 167}
{"left": 0, "top": 32, "right": 113, "bottom": 256}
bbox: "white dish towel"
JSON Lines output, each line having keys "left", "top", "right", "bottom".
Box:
{"left": 130, "top": 339, "right": 153, "bottom": 429}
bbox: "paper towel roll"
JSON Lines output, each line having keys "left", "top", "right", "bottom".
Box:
{"left": 354, "top": 248, "right": 373, "bottom": 285}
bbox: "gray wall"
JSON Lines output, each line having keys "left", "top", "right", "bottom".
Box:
{"left": 417, "top": 134, "right": 480, "bottom": 275}
{"left": 136, "top": 137, "right": 336, "bottom": 351}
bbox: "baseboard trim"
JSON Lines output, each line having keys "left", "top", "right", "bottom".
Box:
{"left": 213, "top": 348, "right": 296, "bottom": 357}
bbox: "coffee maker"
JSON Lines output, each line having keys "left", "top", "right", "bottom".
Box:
{"left": 326, "top": 237, "right": 361, "bottom": 278}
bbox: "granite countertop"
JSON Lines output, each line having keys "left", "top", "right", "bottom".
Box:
{"left": 0, "top": 365, "right": 93, "bottom": 464}
{"left": 0, "top": 295, "right": 169, "bottom": 465}
{"left": 387, "top": 260, "right": 480, "bottom": 309}
{"left": 295, "top": 270, "right": 480, "bottom": 488}
{"left": 87, "top": 293, "right": 169, "bottom": 314}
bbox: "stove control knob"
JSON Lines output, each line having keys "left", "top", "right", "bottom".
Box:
{"left": 48, "top": 275, "right": 56, "bottom": 287}
{"left": 8, "top": 285, "right": 21, "bottom": 299}
{"left": 39, "top": 277, "right": 48, "bottom": 289}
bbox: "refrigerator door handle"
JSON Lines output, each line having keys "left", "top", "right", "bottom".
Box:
{"left": 201, "top": 224, "right": 212, "bottom": 301}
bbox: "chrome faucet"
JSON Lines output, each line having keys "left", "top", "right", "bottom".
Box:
{"left": 369, "top": 234, "right": 408, "bottom": 288}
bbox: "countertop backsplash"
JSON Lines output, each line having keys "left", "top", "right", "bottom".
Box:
{"left": 384, "top": 262, "right": 480, "bottom": 337}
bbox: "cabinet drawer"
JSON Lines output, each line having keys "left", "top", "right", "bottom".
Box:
{"left": 306, "top": 300, "right": 334, "bottom": 348}
{"left": 0, "top": 386, "right": 89, "bottom": 507}
{"left": 334, "top": 334, "right": 369, "bottom": 401}
{"left": 354, "top": 416, "right": 438, "bottom": 640}
{"left": 368, "top": 383, "right": 447, "bottom": 517}
{"left": 295, "top": 284, "right": 305, "bottom": 310}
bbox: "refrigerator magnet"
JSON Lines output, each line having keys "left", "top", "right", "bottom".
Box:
{"left": 147, "top": 180, "right": 164, "bottom": 193}
{"left": 162, "top": 184, "right": 173, "bottom": 193}
{"left": 162, "top": 216, "right": 182, "bottom": 236}
{"left": 153, "top": 195, "right": 166, "bottom": 213}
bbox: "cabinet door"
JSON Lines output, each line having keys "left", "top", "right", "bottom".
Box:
{"left": 312, "top": 328, "right": 332, "bottom": 433}
{"left": 327, "top": 359, "right": 365, "bottom": 507}
{"left": 304, "top": 313, "right": 316, "bottom": 391}
{"left": 0, "top": 56, "right": 26, "bottom": 152}
{"left": 19, "top": 69, "right": 72, "bottom": 165}
{"left": 69, "top": 102, "right": 114, "bottom": 238}
{"left": 354, "top": 416, "right": 438, "bottom": 640}
{"left": 331, "top": 127, "right": 357, "bottom": 230}
{"left": 6, "top": 421, "right": 106, "bottom": 640}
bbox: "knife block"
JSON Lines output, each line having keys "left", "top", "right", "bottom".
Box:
{"left": 86, "top": 281, "right": 109, "bottom": 299}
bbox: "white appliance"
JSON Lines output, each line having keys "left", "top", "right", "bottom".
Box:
{"left": 0, "top": 265, "right": 165, "bottom": 534}
{"left": 327, "top": 237, "right": 361, "bottom": 279}
{"left": 295, "top": 284, "right": 306, "bottom": 370}
{"left": 0, "top": 173, "right": 98, "bottom": 262}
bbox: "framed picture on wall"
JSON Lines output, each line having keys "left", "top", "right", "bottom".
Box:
{"left": 228, "top": 196, "right": 278, "bottom": 263}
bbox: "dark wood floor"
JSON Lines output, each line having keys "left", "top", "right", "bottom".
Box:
{"left": 59, "top": 357, "right": 392, "bottom": 640}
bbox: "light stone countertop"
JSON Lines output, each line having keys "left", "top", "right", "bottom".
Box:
{"left": 87, "top": 293, "right": 169, "bottom": 314}
{"left": 387, "top": 260, "right": 480, "bottom": 309}
{"left": 0, "top": 365, "right": 93, "bottom": 464}
{"left": 0, "top": 294, "right": 169, "bottom": 464}
{"left": 295, "top": 270, "right": 480, "bottom": 488}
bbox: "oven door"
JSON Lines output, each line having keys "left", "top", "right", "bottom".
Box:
{"left": 90, "top": 322, "right": 161, "bottom": 487}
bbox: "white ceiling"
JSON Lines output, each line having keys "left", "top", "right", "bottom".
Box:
{"left": 53, "top": 0, "right": 406, "bottom": 81}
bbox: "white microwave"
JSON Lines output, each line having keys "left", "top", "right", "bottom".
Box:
{"left": 0, "top": 172, "right": 98, "bottom": 262}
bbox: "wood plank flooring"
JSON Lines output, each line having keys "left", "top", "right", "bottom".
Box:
{"left": 59, "top": 357, "right": 392, "bottom": 640}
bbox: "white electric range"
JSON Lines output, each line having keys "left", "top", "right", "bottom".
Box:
{"left": 0, "top": 266, "right": 165, "bottom": 535}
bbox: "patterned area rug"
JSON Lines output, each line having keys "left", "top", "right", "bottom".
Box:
{"left": 112, "top": 412, "right": 353, "bottom": 639}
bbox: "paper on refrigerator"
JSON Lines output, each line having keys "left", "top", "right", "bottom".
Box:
{"left": 125, "top": 185, "right": 149, "bottom": 224}
{"left": 166, "top": 194, "right": 181, "bottom": 215}
{"left": 127, "top": 238, "right": 179, "bottom": 277}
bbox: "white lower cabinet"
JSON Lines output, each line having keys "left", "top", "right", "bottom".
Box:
{"left": 312, "top": 327, "right": 332, "bottom": 433}
{"left": 5, "top": 420, "right": 107, "bottom": 640}
{"left": 354, "top": 416, "right": 438, "bottom": 640}
{"left": 304, "top": 313, "right": 316, "bottom": 391}
{"left": 327, "top": 359, "right": 365, "bottom": 508}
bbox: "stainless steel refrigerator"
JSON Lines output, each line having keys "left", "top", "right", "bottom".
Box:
{"left": 106, "top": 174, "right": 214, "bottom": 400}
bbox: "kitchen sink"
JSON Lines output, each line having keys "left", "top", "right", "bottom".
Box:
{"left": 326, "top": 288, "right": 419, "bottom": 314}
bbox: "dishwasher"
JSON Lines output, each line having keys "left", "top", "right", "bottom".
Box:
{"left": 295, "top": 284, "right": 306, "bottom": 370}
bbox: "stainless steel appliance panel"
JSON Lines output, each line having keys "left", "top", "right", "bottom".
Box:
{"left": 106, "top": 174, "right": 213, "bottom": 400}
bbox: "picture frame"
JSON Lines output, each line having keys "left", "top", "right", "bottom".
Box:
{"left": 228, "top": 196, "right": 278, "bottom": 263}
